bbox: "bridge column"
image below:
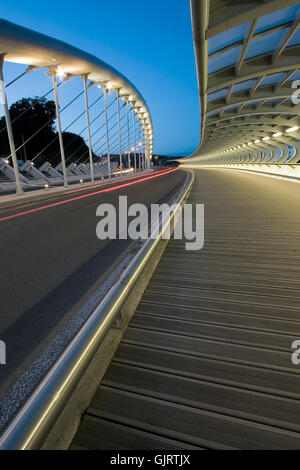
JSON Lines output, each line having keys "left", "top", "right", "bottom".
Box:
{"left": 145, "top": 129, "right": 150, "bottom": 170}
{"left": 116, "top": 90, "right": 123, "bottom": 173}
{"left": 138, "top": 118, "right": 142, "bottom": 171}
{"left": 103, "top": 86, "right": 111, "bottom": 178}
{"left": 126, "top": 98, "right": 131, "bottom": 169}
{"left": 82, "top": 74, "right": 94, "bottom": 183}
{"left": 50, "top": 66, "right": 68, "bottom": 187}
{"left": 0, "top": 55, "right": 23, "bottom": 195}
{"left": 132, "top": 105, "right": 137, "bottom": 173}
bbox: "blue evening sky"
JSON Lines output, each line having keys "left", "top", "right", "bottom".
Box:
{"left": 0, "top": 0, "right": 200, "bottom": 156}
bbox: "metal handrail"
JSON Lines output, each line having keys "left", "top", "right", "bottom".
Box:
{"left": 0, "top": 170, "right": 194, "bottom": 450}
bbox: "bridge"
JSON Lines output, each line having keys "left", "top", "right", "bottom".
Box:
{"left": 0, "top": 0, "right": 300, "bottom": 451}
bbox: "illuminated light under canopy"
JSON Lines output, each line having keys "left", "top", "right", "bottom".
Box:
{"left": 56, "top": 66, "right": 66, "bottom": 79}
{"left": 263, "top": 136, "right": 270, "bottom": 141}
{"left": 273, "top": 132, "right": 282, "bottom": 137}
{"left": 286, "top": 126, "right": 299, "bottom": 133}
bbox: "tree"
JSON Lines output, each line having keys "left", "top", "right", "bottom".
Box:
{"left": 0, "top": 97, "right": 56, "bottom": 162}
{"left": 0, "top": 96, "right": 96, "bottom": 167}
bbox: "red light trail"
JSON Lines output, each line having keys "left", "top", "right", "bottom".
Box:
{"left": 0, "top": 168, "right": 178, "bottom": 223}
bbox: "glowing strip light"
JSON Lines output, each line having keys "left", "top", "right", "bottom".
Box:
{"left": 0, "top": 168, "right": 178, "bottom": 223}
{"left": 286, "top": 126, "right": 299, "bottom": 133}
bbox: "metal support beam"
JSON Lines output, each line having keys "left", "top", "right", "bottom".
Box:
{"left": 138, "top": 119, "right": 141, "bottom": 171}
{"left": 275, "top": 70, "right": 296, "bottom": 91}
{"left": 126, "top": 99, "right": 130, "bottom": 169}
{"left": 0, "top": 55, "right": 23, "bottom": 195}
{"left": 133, "top": 109, "right": 136, "bottom": 173}
{"left": 190, "top": 0, "right": 209, "bottom": 144}
{"left": 272, "top": 10, "right": 300, "bottom": 63}
{"left": 51, "top": 66, "right": 68, "bottom": 187}
{"left": 249, "top": 75, "right": 265, "bottom": 96}
{"left": 236, "top": 19, "right": 257, "bottom": 74}
{"left": 82, "top": 74, "right": 94, "bottom": 183}
{"left": 116, "top": 90, "right": 122, "bottom": 173}
{"left": 103, "top": 87, "right": 111, "bottom": 178}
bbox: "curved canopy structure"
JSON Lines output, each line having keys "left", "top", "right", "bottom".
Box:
{"left": 187, "top": 0, "right": 300, "bottom": 164}
{"left": 0, "top": 19, "right": 153, "bottom": 142}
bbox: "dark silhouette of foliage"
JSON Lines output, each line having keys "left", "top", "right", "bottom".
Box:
{"left": 0, "top": 96, "right": 96, "bottom": 166}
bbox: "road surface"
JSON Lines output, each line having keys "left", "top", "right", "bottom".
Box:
{"left": 0, "top": 168, "right": 186, "bottom": 405}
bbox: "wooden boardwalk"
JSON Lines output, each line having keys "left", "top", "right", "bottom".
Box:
{"left": 71, "top": 168, "right": 300, "bottom": 450}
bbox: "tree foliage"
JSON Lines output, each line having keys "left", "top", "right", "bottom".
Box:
{"left": 0, "top": 96, "right": 95, "bottom": 166}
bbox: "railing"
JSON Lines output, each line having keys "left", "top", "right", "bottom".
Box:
{"left": 0, "top": 169, "right": 194, "bottom": 450}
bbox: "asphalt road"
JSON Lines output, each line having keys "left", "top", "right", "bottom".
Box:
{"left": 0, "top": 168, "right": 187, "bottom": 403}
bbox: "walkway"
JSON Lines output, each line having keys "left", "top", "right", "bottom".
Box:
{"left": 71, "top": 169, "right": 300, "bottom": 450}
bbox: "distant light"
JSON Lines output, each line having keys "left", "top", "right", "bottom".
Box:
{"left": 286, "top": 126, "right": 299, "bottom": 133}
{"left": 262, "top": 136, "right": 270, "bottom": 141}
{"left": 106, "top": 82, "right": 113, "bottom": 90}
{"left": 30, "top": 161, "right": 34, "bottom": 166}
{"left": 56, "top": 67, "right": 66, "bottom": 79}
{"left": 273, "top": 132, "right": 282, "bottom": 137}
{"left": 44, "top": 184, "right": 49, "bottom": 190}
{"left": 80, "top": 179, "right": 83, "bottom": 184}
